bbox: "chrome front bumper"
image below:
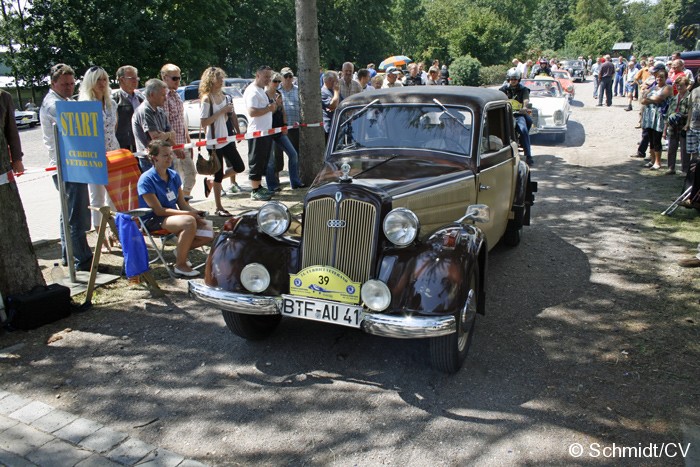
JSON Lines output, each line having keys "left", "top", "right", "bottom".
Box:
{"left": 188, "top": 280, "right": 456, "bottom": 339}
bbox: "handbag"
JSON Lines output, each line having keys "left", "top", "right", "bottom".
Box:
{"left": 195, "top": 95, "right": 223, "bottom": 176}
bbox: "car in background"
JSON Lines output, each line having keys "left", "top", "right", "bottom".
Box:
{"left": 560, "top": 59, "right": 586, "bottom": 82}
{"left": 188, "top": 86, "right": 537, "bottom": 373}
{"left": 14, "top": 109, "right": 39, "bottom": 128}
{"left": 521, "top": 77, "right": 571, "bottom": 142}
{"left": 188, "top": 78, "right": 252, "bottom": 94}
{"left": 182, "top": 86, "right": 250, "bottom": 134}
{"left": 551, "top": 70, "right": 575, "bottom": 101}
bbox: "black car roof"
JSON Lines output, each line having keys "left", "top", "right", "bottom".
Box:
{"left": 337, "top": 86, "right": 507, "bottom": 111}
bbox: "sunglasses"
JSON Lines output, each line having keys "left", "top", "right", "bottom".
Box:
{"left": 169, "top": 76, "right": 181, "bottom": 81}
{"left": 284, "top": 74, "right": 293, "bottom": 78}
{"left": 273, "top": 80, "right": 281, "bottom": 83}
{"left": 88, "top": 66, "right": 105, "bottom": 73}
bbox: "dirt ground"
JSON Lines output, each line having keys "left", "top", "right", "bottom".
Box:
{"left": 1, "top": 80, "right": 699, "bottom": 466}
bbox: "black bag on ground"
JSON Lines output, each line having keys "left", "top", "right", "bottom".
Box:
{"left": 5, "top": 284, "right": 72, "bottom": 330}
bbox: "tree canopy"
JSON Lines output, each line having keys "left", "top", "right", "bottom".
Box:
{"left": 0, "top": 0, "right": 693, "bottom": 89}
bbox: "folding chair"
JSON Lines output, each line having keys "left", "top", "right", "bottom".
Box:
{"left": 103, "top": 149, "right": 178, "bottom": 279}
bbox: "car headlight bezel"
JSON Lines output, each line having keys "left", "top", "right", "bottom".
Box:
{"left": 553, "top": 109, "right": 565, "bottom": 126}
{"left": 361, "top": 280, "right": 391, "bottom": 311}
{"left": 240, "top": 263, "right": 270, "bottom": 293}
{"left": 257, "top": 201, "right": 291, "bottom": 237}
{"left": 383, "top": 208, "right": 420, "bottom": 247}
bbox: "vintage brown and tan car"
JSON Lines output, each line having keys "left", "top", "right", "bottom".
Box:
{"left": 189, "top": 86, "right": 537, "bottom": 373}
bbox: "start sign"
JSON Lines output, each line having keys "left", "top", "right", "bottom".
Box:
{"left": 56, "top": 101, "right": 107, "bottom": 184}
{"left": 289, "top": 266, "right": 361, "bottom": 304}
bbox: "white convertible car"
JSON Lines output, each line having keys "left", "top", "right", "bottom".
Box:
{"left": 521, "top": 77, "right": 571, "bottom": 142}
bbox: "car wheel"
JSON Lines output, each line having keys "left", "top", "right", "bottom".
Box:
{"left": 429, "top": 267, "right": 478, "bottom": 373}
{"left": 237, "top": 116, "right": 248, "bottom": 134}
{"left": 221, "top": 310, "right": 281, "bottom": 340}
{"left": 503, "top": 221, "right": 522, "bottom": 246}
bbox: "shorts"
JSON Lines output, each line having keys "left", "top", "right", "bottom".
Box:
{"left": 143, "top": 216, "right": 165, "bottom": 232}
{"left": 687, "top": 128, "right": 700, "bottom": 154}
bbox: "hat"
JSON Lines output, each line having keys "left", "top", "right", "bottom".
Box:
{"left": 280, "top": 67, "right": 294, "bottom": 77}
{"left": 385, "top": 66, "right": 402, "bottom": 75}
{"left": 652, "top": 62, "right": 667, "bottom": 73}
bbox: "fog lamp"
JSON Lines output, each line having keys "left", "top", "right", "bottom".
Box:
{"left": 240, "top": 263, "right": 270, "bottom": 293}
{"left": 361, "top": 280, "right": 391, "bottom": 311}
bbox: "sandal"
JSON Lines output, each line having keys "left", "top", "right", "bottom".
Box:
{"left": 215, "top": 209, "right": 232, "bottom": 217}
{"left": 203, "top": 177, "right": 211, "bottom": 198}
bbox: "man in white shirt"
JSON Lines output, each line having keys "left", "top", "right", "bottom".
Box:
{"left": 244, "top": 65, "right": 276, "bottom": 201}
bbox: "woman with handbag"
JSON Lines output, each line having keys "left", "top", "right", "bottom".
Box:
{"left": 198, "top": 67, "right": 245, "bottom": 217}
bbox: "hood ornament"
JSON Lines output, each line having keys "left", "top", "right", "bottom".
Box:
{"left": 339, "top": 163, "right": 352, "bottom": 183}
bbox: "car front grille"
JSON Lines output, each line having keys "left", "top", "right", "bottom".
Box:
{"left": 301, "top": 197, "right": 377, "bottom": 283}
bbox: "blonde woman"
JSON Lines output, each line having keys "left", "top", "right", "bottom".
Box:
{"left": 199, "top": 67, "right": 244, "bottom": 217}
{"left": 78, "top": 66, "right": 119, "bottom": 250}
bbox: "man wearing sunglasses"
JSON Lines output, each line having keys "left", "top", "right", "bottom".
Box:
{"left": 113, "top": 65, "right": 143, "bottom": 152}
{"left": 499, "top": 69, "right": 534, "bottom": 166}
{"left": 160, "top": 63, "right": 196, "bottom": 196}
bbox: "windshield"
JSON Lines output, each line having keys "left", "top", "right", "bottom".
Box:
{"left": 552, "top": 71, "right": 570, "bottom": 79}
{"left": 522, "top": 79, "right": 563, "bottom": 98}
{"left": 331, "top": 104, "right": 473, "bottom": 156}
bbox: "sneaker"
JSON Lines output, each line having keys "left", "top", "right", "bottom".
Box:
{"left": 625, "top": 105, "right": 632, "bottom": 111}
{"left": 643, "top": 162, "right": 653, "bottom": 168}
{"left": 664, "top": 169, "right": 676, "bottom": 175}
{"left": 227, "top": 183, "right": 241, "bottom": 195}
{"left": 251, "top": 188, "right": 273, "bottom": 201}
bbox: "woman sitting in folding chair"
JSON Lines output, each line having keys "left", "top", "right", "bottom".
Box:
{"left": 137, "top": 140, "right": 213, "bottom": 277}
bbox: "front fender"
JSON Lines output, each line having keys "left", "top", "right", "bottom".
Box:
{"left": 378, "top": 224, "right": 486, "bottom": 317}
{"left": 205, "top": 212, "right": 299, "bottom": 295}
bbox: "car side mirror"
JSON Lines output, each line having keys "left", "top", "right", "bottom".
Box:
{"left": 458, "top": 204, "right": 490, "bottom": 224}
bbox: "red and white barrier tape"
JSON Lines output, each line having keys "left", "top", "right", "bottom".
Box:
{"left": 41, "top": 121, "right": 324, "bottom": 170}
{"left": 134, "top": 121, "right": 324, "bottom": 157}
{"left": 0, "top": 170, "right": 16, "bottom": 186}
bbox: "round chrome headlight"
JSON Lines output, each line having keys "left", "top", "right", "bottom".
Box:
{"left": 257, "top": 201, "right": 291, "bottom": 237}
{"left": 383, "top": 208, "right": 419, "bottom": 247}
{"left": 361, "top": 280, "right": 391, "bottom": 311}
{"left": 553, "top": 110, "right": 565, "bottom": 126}
{"left": 240, "top": 263, "right": 270, "bottom": 293}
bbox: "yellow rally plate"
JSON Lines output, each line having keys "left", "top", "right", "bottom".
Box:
{"left": 289, "top": 266, "right": 361, "bottom": 305}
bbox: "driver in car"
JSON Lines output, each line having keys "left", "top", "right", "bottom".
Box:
{"left": 499, "top": 70, "right": 534, "bottom": 166}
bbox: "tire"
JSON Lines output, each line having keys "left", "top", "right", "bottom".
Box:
{"left": 429, "top": 267, "right": 478, "bottom": 373}
{"left": 221, "top": 310, "right": 281, "bottom": 340}
{"left": 237, "top": 116, "right": 248, "bottom": 134}
{"left": 503, "top": 223, "right": 522, "bottom": 246}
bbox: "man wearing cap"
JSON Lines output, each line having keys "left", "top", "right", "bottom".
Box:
{"left": 382, "top": 67, "right": 404, "bottom": 88}
{"left": 597, "top": 55, "right": 615, "bottom": 107}
{"left": 277, "top": 67, "right": 302, "bottom": 167}
{"left": 339, "top": 62, "right": 362, "bottom": 99}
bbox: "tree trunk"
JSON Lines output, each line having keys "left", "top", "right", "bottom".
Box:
{"left": 0, "top": 122, "right": 45, "bottom": 302}
{"left": 295, "top": 0, "right": 326, "bottom": 184}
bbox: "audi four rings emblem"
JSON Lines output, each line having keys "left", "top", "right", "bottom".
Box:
{"left": 327, "top": 219, "right": 347, "bottom": 228}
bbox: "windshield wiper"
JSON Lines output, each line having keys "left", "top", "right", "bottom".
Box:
{"left": 432, "top": 98, "right": 470, "bottom": 131}
{"left": 339, "top": 99, "right": 380, "bottom": 128}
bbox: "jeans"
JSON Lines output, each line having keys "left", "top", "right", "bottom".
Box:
{"left": 599, "top": 76, "right": 613, "bottom": 106}
{"left": 614, "top": 74, "right": 624, "bottom": 95}
{"left": 266, "top": 133, "right": 303, "bottom": 189}
{"left": 514, "top": 114, "right": 532, "bottom": 159}
{"left": 52, "top": 174, "right": 93, "bottom": 270}
{"left": 593, "top": 76, "right": 599, "bottom": 98}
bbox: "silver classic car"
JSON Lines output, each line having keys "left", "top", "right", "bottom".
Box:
{"left": 189, "top": 86, "right": 536, "bottom": 373}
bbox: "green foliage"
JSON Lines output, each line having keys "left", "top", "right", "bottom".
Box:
{"left": 565, "top": 19, "right": 624, "bottom": 56}
{"left": 573, "top": 0, "right": 612, "bottom": 28}
{"left": 450, "top": 55, "right": 482, "bottom": 86}
{"left": 445, "top": 9, "right": 517, "bottom": 66}
{"left": 480, "top": 64, "right": 508, "bottom": 86}
{"left": 526, "top": 0, "right": 575, "bottom": 52}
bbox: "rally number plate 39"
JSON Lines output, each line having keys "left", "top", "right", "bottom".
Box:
{"left": 281, "top": 295, "right": 364, "bottom": 329}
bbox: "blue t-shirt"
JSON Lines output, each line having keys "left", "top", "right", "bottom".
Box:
{"left": 137, "top": 167, "right": 182, "bottom": 221}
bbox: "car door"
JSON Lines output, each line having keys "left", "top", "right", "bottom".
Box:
{"left": 476, "top": 104, "right": 517, "bottom": 250}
